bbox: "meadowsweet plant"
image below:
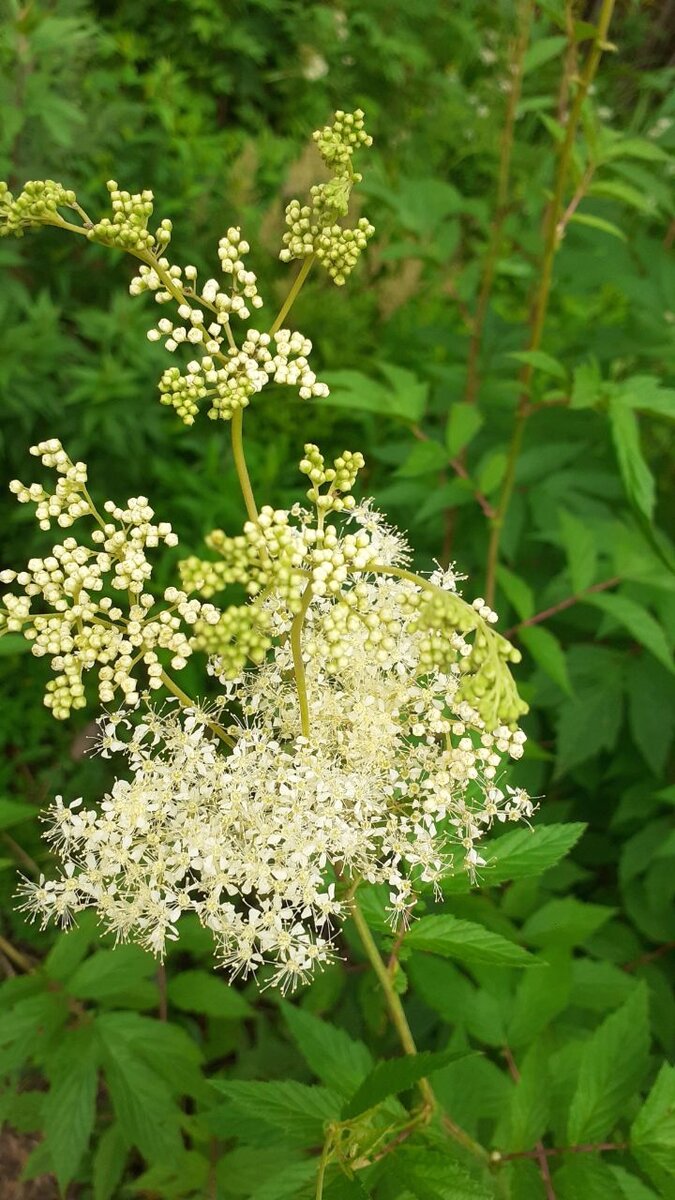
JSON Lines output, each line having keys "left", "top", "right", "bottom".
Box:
{"left": 0, "top": 110, "right": 531, "bottom": 991}
{"left": 0, "top": 110, "right": 541, "bottom": 1200}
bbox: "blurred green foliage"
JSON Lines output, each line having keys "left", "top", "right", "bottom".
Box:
{"left": 0, "top": 0, "right": 674, "bottom": 1196}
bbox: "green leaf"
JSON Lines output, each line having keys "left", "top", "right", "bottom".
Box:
{"left": 604, "top": 137, "right": 670, "bottom": 163}
{"left": 569, "top": 212, "right": 627, "bottom": 241}
{"left": 523, "top": 898, "right": 615, "bottom": 948}
{"left": 627, "top": 655, "right": 675, "bottom": 776}
{"left": 523, "top": 35, "right": 567, "bottom": 75}
{"left": 496, "top": 1042, "right": 550, "bottom": 1152}
{"left": 0, "top": 634, "right": 31, "bottom": 656}
{"left": 584, "top": 592, "right": 674, "bottom": 674}
{"left": 618, "top": 376, "right": 675, "bottom": 422}
{"left": 558, "top": 510, "right": 597, "bottom": 592}
{"left": 508, "top": 349, "right": 567, "bottom": 380}
{"left": 610, "top": 1165, "right": 660, "bottom": 1200}
{"left": 631, "top": 1064, "right": 675, "bottom": 1186}
{"left": 554, "top": 1156, "right": 625, "bottom": 1200}
{"left": 393, "top": 1148, "right": 494, "bottom": 1199}
{"left": 567, "top": 984, "right": 650, "bottom": 1143}
{"left": 609, "top": 400, "right": 656, "bottom": 523}
{"left": 477, "top": 450, "right": 508, "bottom": 495}
{"left": 93, "top": 1123, "right": 128, "bottom": 1200}
{"left": 96, "top": 1015, "right": 184, "bottom": 1163}
{"left": 445, "top": 403, "right": 484, "bottom": 457}
{"left": 342, "top": 1048, "right": 469, "bottom": 1119}
{"left": 281, "top": 1002, "right": 373, "bottom": 1096}
{"left": 496, "top": 566, "right": 534, "bottom": 621}
{"left": 248, "top": 1160, "right": 318, "bottom": 1200}
{"left": 0, "top": 798, "right": 34, "bottom": 831}
{"left": 44, "top": 914, "right": 97, "bottom": 984}
{"left": 520, "top": 625, "right": 573, "bottom": 695}
{"left": 556, "top": 681, "right": 623, "bottom": 774}
{"left": 168, "top": 969, "right": 251, "bottom": 1019}
{"left": 588, "top": 179, "right": 656, "bottom": 213}
{"left": 98, "top": 1011, "right": 204, "bottom": 1098}
{"left": 213, "top": 1080, "right": 341, "bottom": 1142}
{"left": 43, "top": 1025, "right": 98, "bottom": 1191}
{"left": 571, "top": 360, "right": 603, "bottom": 409}
{"left": 321, "top": 364, "right": 427, "bottom": 422}
{"left": 68, "top": 945, "right": 157, "bottom": 1003}
{"left": 485, "top": 823, "right": 586, "bottom": 887}
{"left": 405, "top": 914, "right": 538, "bottom": 968}
{"left": 508, "top": 953, "right": 573, "bottom": 1049}
{"left": 397, "top": 440, "right": 448, "bottom": 477}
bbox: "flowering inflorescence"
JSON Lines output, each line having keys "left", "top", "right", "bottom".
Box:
{"left": 0, "top": 441, "right": 219, "bottom": 717}
{"left": 2, "top": 110, "right": 534, "bottom": 988}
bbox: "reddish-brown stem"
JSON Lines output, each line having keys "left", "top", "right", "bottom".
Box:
{"left": 502, "top": 1047, "right": 556, "bottom": 1200}
{"left": 556, "top": 162, "right": 596, "bottom": 240}
{"left": 410, "top": 425, "right": 495, "bottom": 520}
{"left": 499, "top": 1142, "right": 627, "bottom": 1163}
{"left": 623, "top": 941, "right": 675, "bottom": 973}
{"left": 504, "top": 576, "right": 620, "bottom": 639}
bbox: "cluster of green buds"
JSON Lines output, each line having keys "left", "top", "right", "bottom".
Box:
{"left": 0, "top": 180, "right": 76, "bottom": 236}
{"left": 280, "top": 109, "right": 375, "bottom": 284}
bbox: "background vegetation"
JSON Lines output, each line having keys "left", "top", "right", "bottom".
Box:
{"left": 0, "top": 0, "right": 674, "bottom": 1197}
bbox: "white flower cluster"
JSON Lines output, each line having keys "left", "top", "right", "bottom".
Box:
{"left": 0, "top": 112, "right": 534, "bottom": 992}
{"left": 18, "top": 562, "right": 531, "bottom": 987}
{"left": 156, "top": 328, "right": 329, "bottom": 424}
{"left": 1, "top": 443, "right": 219, "bottom": 717}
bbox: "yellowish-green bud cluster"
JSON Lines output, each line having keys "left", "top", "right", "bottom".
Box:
{"left": 312, "top": 108, "right": 373, "bottom": 172}
{"left": 280, "top": 109, "right": 375, "bottom": 284}
{"left": 0, "top": 180, "right": 76, "bottom": 237}
{"left": 299, "top": 443, "right": 365, "bottom": 511}
{"left": 88, "top": 181, "right": 157, "bottom": 252}
{"left": 413, "top": 590, "right": 526, "bottom": 726}
{"left": 196, "top": 605, "right": 273, "bottom": 678}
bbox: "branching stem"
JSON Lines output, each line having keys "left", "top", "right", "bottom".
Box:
{"left": 484, "top": 0, "right": 616, "bottom": 606}
{"left": 464, "top": 1, "right": 534, "bottom": 407}
{"left": 270, "top": 255, "right": 315, "bottom": 336}
{"left": 159, "top": 670, "right": 235, "bottom": 748}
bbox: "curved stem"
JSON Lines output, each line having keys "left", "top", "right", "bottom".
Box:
{"left": 270, "top": 255, "right": 315, "bottom": 336}
{"left": 159, "top": 669, "right": 235, "bottom": 748}
{"left": 0, "top": 933, "right": 33, "bottom": 973}
{"left": 230, "top": 408, "right": 258, "bottom": 523}
{"left": 349, "top": 896, "right": 432, "bottom": 1092}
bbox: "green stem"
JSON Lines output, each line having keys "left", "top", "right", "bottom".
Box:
{"left": 464, "top": 0, "right": 533, "bottom": 407}
{"left": 315, "top": 1136, "right": 331, "bottom": 1200}
{"left": 349, "top": 896, "right": 431, "bottom": 1087}
{"left": 349, "top": 895, "right": 489, "bottom": 1162}
{"left": 269, "top": 255, "right": 315, "bottom": 336}
{"left": 290, "top": 584, "right": 313, "bottom": 739}
{"left": 230, "top": 408, "right": 259, "bottom": 524}
{"left": 0, "top": 933, "right": 33, "bottom": 973}
{"left": 484, "top": 0, "right": 616, "bottom": 606}
{"left": 159, "top": 669, "right": 235, "bottom": 748}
